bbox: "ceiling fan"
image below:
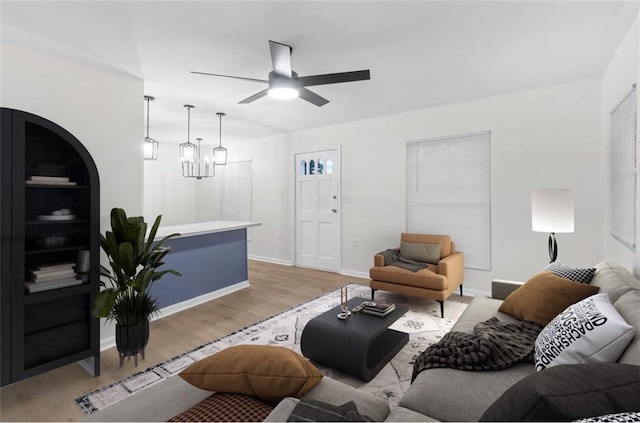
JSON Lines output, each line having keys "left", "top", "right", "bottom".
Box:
{"left": 191, "top": 40, "right": 370, "bottom": 107}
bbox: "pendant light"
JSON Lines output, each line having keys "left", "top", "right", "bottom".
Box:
{"left": 143, "top": 96, "right": 159, "bottom": 160}
{"left": 179, "top": 105, "right": 214, "bottom": 179}
{"left": 213, "top": 112, "right": 227, "bottom": 165}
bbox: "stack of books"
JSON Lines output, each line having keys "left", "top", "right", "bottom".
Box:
{"left": 26, "top": 175, "right": 76, "bottom": 186}
{"left": 362, "top": 301, "right": 396, "bottom": 317}
{"left": 24, "top": 263, "right": 83, "bottom": 293}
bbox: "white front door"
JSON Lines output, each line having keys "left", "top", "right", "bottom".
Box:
{"left": 295, "top": 149, "right": 340, "bottom": 271}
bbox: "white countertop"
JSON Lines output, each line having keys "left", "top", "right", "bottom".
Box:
{"left": 154, "top": 220, "right": 261, "bottom": 239}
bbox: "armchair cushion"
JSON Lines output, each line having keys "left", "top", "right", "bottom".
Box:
{"left": 401, "top": 233, "right": 452, "bottom": 258}
{"left": 400, "top": 242, "right": 441, "bottom": 265}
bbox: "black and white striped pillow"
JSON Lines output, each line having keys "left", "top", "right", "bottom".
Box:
{"left": 543, "top": 261, "right": 595, "bottom": 284}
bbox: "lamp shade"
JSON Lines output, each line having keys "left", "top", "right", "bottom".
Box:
{"left": 532, "top": 189, "right": 574, "bottom": 233}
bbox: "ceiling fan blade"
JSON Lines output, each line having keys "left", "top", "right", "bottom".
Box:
{"left": 191, "top": 71, "right": 267, "bottom": 84}
{"left": 298, "top": 87, "right": 329, "bottom": 107}
{"left": 269, "top": 40, "right": 292, "bottom": 77}
{"left": 296, "top": 70, "right": 370, "bottom": 87}
{"left": 238, "top": 89, "right": 269, "bottom": 104}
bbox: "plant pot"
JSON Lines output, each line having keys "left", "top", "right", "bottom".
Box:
{"left": 115, "top": 321, "right": 149, "bottom": 367}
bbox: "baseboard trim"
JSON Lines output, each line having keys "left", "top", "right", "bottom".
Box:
{"left": 249, "top": 255, "right": 293, "bottom": 266}
{"left": 461, "top": 287, "right": 490, "bottom": 298}
{"left": 99, "top": 281, "right": 250, "bottom": 352}
{"left": 339, "top": 269, "right": 369, "bottom": 279}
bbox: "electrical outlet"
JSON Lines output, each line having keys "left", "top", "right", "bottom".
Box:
{"left": 276, "top": 232, "right": 281, "bottom": 240}
{"left": 352, "top": 240, "right": 358, "bottom": 248}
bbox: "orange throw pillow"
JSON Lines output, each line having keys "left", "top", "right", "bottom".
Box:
{"left": 498, "top": 272, "right": 599, "bottom": 325}
{"left": 179, "top": 345, "right": 323, "bottom": 404}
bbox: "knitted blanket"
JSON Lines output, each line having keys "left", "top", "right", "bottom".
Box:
{"left": 378, "top": 249, "right": 428, "bottom": 273}
{"left": 287, "top": 399, "right": 371, "bottom": 422}
{"left": 411, "top": 317, "right": 544, "bottom": 381}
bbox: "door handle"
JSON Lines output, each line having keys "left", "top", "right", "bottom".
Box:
{"left": 332, "top": 208, "right": 337, "bottom": 213}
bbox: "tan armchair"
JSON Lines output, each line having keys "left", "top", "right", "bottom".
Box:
{"left": 369, "top": 233, "right": 464, "bottom": 318}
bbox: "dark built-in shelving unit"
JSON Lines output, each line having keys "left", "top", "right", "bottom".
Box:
{"left": 0, "top": 108, "right": 100, "bottom": 387}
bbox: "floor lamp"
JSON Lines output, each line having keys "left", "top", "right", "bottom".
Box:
{"left": 531, "top": 189, "right": 574, "bottom": 263}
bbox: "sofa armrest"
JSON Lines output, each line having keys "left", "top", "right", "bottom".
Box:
{"left": 491, "top": 279, "right": 524, "bottom": 300}
{"left": 438, "top": 252, "right": 464, "bottom": 286}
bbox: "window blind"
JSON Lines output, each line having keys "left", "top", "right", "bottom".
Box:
{"left": 611, "top": 88, "right": 637, "bottom": 251}
{"left": 407, "top": 132, "right": 491, "bottom": 270}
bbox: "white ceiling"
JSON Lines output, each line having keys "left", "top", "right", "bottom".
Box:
{"left": 2, "top": 1, "right": 638, "bottom": 146}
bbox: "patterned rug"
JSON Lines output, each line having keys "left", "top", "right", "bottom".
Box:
{"left": 76, "top": 284, "right": 469, "bottom": 415}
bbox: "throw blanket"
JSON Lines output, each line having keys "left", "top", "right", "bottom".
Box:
{"left": 287, "top": 399, "right": 371, "bottom": 422}
{"left": 412, "top": 317, "right": 544, "bottom": 382}
{"left": 378, "top": 249, "right": 428, "bottom": 272}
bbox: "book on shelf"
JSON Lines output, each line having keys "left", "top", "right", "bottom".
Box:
{"left": 362, "top": 301, "right": 396, "bottom": 317}
{"left": 29, "top": 267, "right": 76, "bottom": 280}
{"left": 26, "top": 275, "right": 79, "bottom": 286}
{"left": 26, "top": 175, "right": 76, "bottom": 186}
{"left": 26, "top": 180, "right": 77, "bottom": 186}
{"left": 24, "top": 278, "right": 83, "bottom": 293}
{"left": 33, "top": 262, "right": 75, "bottom": 272}
{"left": 29, "top": 175, "right": 69, "bottom": 182}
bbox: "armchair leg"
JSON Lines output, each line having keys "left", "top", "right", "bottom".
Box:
{"left": 460, "top": 284, "right": 463, "bottom": 297}
{"left": 371, "top": 288, "right": 376, "bottom": 300}
{"left": 437, "top": 300, "right": 444, "bottom": 318}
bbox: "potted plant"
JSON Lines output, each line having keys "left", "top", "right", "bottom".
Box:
{"left": 92, "top": 208, "right": 181, "bottom": 366}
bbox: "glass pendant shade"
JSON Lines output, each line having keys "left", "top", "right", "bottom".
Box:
{"left": 144, "top": 137, "right": 158, "bottom": 160}
{"left": 214, "top": 146, "right": 227, "bottom": 165}
{"left": 180, "top": 141, "right": 197, "bottom": 163}
{"left": 143, "top": 95, "right": 159, "bottom": 161}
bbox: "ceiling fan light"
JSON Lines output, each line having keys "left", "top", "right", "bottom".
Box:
{"left": 269, "top": 86, "right": 299, "bottom": 100}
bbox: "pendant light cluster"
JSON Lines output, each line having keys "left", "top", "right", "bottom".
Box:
{"left": 143, "top": 96, "right": 159, "bottom": 160}
{"left": 179, "top": 105, "right": 228, "bottom": 179}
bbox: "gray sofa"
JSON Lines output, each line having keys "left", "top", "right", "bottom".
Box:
{"left": 266, "top": 261, "right": 640, "bottom": 421}
{"left": 86, "top": 261, "right": 639, "bottom": 422}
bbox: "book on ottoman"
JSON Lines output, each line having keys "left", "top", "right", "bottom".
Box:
{"left": 363, "top": 301, "right": 396, "bottom": 317}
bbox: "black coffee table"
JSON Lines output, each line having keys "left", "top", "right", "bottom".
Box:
{"left": 300, "top": 297, "right": 409, "bottom": 381}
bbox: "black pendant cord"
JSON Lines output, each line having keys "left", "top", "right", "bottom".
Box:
{"left": 548, "top": 232, "right": 558, "bottom": 263}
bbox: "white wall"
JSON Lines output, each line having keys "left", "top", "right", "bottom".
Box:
{"left": 293, "top": 79, "right": 604, "bottom": 294}
{"left": 1, "top": 43, "right": 144, "bottom": 344}
{"left": 1, "top": 43, "right": 144, "bottom": 228}
{"left": 602, "top": 15, "right": 640, "bottom": 275}
{"left": 156, "top": 78, "right": 600, "bottom": 295}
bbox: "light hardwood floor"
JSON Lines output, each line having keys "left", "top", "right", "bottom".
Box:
{"left": 0, "top": 260, "right": 370, "bottom": 422}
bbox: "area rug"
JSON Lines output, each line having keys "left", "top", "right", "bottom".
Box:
{"left": 76, "top": 284, "right": 469, "bottom": 415}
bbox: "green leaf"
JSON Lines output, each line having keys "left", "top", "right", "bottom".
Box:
{"left": 118, "top": 242, "right": 136, "bottom": 277}
{"left": 152, "top": 269, "right": 181, "bottom": 281}
{"left": 144, "top": 214, "right": 163, "bottom": 255}
{"left": 110, "top": 208, "right": 128, "bottom": 243}
{"left": 92, "top": 288, "right": 120, "bottom": 318}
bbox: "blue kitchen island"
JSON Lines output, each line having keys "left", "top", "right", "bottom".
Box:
{"left": 149, "top": 220, "right": 261, "bottom": 316}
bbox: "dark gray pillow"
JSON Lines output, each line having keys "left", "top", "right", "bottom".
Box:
{"left": 543, "top": 261, "right": 596, "bottom": 283}
{"left": 479, "top": 363, "right": 640, "bottom": 422}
